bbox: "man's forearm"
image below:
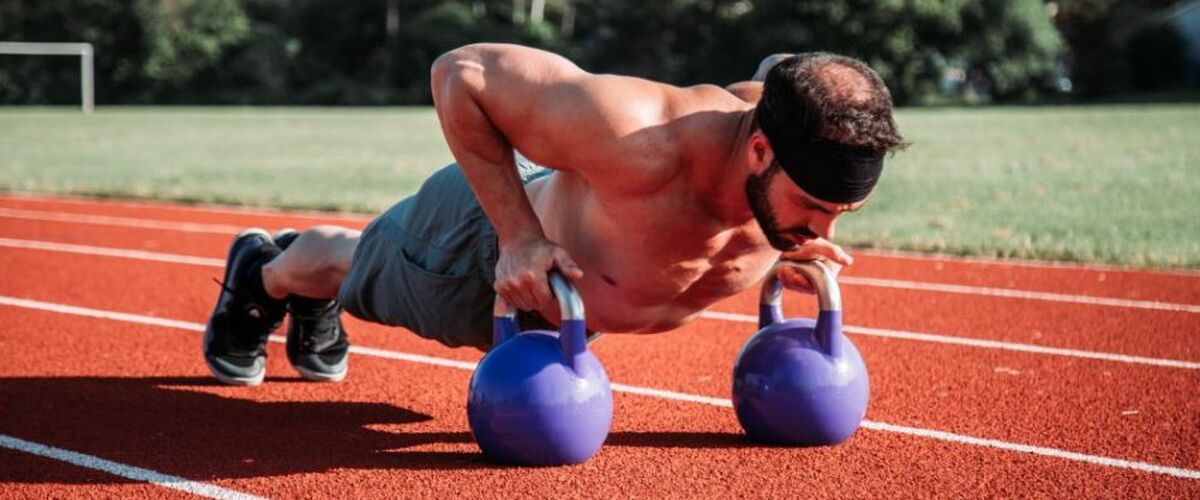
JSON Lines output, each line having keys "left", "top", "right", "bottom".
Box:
{"left": 431, "top": 49, "right": 545, "bottom": 246}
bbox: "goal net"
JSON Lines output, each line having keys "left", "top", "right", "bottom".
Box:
{"left": 0, "top": 41, "right": 94, "bottom": 113}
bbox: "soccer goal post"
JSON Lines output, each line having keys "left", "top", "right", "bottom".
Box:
{"left": 0, "top": 41, "right": 94, "bottom": 113}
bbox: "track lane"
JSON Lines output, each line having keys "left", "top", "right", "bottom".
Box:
{"left": 710, "top": 283, "right": 1200, "bottom": 360}
{"left": 2, "top": 307, "right": 1197, "bottom": 498}
{"left": 0, "top": 449, "right": 201, "bottom": 500}
{"left": 4, "top": 195, "right": 1199, "bottom": 492}
{"left": 0, "top": 239, "right": 1194, "bottom": 363}
{"left": 843, "top": 252, "right": 1200, "bottom": 303}
{"left": 4, "top": 194, "right": 1199, "bottom": 304}
{"left": 0, "top": 195, "right": 370, "bottom": 229}
{"left": 2, "top": 247, "right": 1197, "bottom": 472}
{"left": 0, "top": 216, "right": 231, "bottom": 255}
{"left": 595, "top": 319, "right": 1200, "bottom": 468}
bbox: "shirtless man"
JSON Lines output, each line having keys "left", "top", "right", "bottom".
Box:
{"left": 202, "top": 44, "right": 905, "bottom": 386}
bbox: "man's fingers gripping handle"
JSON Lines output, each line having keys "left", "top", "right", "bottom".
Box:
{"left": 553, "top": 248, "right": 584, "bottom": 281}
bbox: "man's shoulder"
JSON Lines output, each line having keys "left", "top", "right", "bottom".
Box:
{"left": 665, "top": 83, "right": 757, "bottom": 112}
{"left": 724, "top": 81, "right": 763, "bottom": 104}
{"left": 522, "top": 80, "right": 746, "bottom": 197}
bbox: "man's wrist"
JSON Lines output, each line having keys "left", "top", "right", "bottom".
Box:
{"left": 498, "top": 229, "right": 546, "bottom": 249}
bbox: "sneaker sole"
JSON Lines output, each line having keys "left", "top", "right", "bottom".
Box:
{"left": 294, "top": 363, "right": 348, "bottom": 383}
{"left": 202, "top": 227, "right": 272, "bottom": 386}
{"left": 203, "top": 345, "right": 265, "bottom": 385}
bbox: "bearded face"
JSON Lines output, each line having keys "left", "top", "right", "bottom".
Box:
{"left": 745, "top": 161, "right": 796, "bottom": 252}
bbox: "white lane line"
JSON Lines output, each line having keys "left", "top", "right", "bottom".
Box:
{"left": 855, "top": 421, "right": 1200, "bottom": 480}
{"left": 0, "top": 434, "right": 264, "bottom": 500}
{"left": 342, "top": 343, "right": 479, "bottom": 371}
{"left": 4, "top": 235, "right": 1196, "bottom": 315}
{"left": 858, "top": 248, "right": 1200, "bottom": 277}
{"left": 11, "top": 194, "right": 1199, "bottom": 278}
{"left": 6, "top": 207, "right": 1199, "bottom": 313}
{"left": 609, "top": 383, "right": 734, "bottom": 407}
{"left": 840, "top": 276, "right": 1200, "bottom": 314}
{"left": 0, "top": 238, "right": 225, "bottom": 268}
{"left": 0, "top": 295, "right": 207, "bottom": 332}
{"left": 2, "top": 296, "right": 1197, "bottom": 481}
{"left": 1, "top": 194, "right": 372, "bottom": 224}
{"left": 1, "top": 240, "right": 1195, "bottom": 370}
{"left": 0, "top": 207, "right": 245, "bottom": 235}
{"left": 698, "top": 311, "right": 1200, "bottom": 370}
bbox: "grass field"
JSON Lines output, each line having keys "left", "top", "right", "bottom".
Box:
{"left": 2, "top": 105, "right": 1198, "bottom": 268}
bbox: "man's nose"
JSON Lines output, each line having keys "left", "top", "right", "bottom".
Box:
{"left": 810, "top": 215, "right": 837, "bottom": 240}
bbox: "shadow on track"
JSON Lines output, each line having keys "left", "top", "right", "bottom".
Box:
{"left": 0, "top": 376, "right": 503, "bottom": 483}
{"left": 606, "top": 431, "right": 778, "bottom": 449}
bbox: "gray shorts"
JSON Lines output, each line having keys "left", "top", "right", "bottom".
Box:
{"left": 338, "top": 162, "right": 557, "bottom": 351}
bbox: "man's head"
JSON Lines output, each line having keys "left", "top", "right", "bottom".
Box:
{"left": 746, "top": 52, "right": 905, "bottom": 251}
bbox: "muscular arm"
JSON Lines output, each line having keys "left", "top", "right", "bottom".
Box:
{"left": 430, "top": 43, "right": 681, "bottom": 309}
{"left": 431, "top": 44, "right": 680, "bottom": 242}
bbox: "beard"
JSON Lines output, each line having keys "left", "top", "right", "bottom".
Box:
{"left": 745, "top": 162, "right": 799, "bottom": 252}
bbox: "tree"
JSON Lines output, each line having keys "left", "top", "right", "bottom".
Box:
{"left": 0, "top": 0, "right": 1071, "bottom": 105}
{"left": 0, "top": 0, "right": 249, "bottom": 104}
{"left": 1054, "top": 0, "right": 1187, "bottom": 96}
{"left": 696, "top": 0, "right": 1063, "bottom": 103}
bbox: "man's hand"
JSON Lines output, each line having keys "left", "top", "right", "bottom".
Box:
{"left": 494, "top": 236, "right": 585, "bottom": 311}
{"left": 777, "top": 238, "right": 852, "bottom": 294}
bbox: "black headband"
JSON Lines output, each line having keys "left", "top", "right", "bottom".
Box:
{"left": 756, "top": 113, "right": 884, "bottom": 204}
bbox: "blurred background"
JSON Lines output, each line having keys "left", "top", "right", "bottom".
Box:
{"left": 2, "top": 0, "right": 1197, "bottom": 106}
{"left": 1, "top": 0, "right": 1198, "bottom": 268}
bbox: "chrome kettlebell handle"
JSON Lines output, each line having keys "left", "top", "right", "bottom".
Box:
{"left": 492, "top": 272, "right": 585, "bottom": 323}
{"left": 760, "top": 260, "right": 842, "bottom": 315}
{"left": 492, "top": 272, "right": 588, "bottom": 367}
{"left": 758, "top": 260, "right": 845, "bottom": 357}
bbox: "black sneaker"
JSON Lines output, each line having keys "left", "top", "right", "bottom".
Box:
{"left": 273, "top": 229, "right": 350, "bottom": 382}
{"left": 203, "top": 228, "right": 286, "bottom": 386}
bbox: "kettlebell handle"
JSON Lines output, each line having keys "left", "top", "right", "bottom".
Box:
{"left": 492, "top": 272, "right": 589, "bottom": 369}
{"left": 758, "top": 260, "right": 845, "bottom": 357}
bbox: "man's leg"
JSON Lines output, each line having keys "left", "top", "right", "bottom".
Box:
{"left": 265, "top": 226, "right": 360, "bottom": 383}
{"left": 203, "top": 225, "right": 360, "bottom": 386}
{"left": 262, "top": 225, "right": 361, "bottom": 300}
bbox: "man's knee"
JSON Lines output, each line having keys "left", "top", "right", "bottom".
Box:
{"left": 285, "top": 226, "right": 359, "bottom": 278}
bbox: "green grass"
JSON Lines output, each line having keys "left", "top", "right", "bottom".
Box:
{"left": 0, "top": 107, "right": 452, "bottom": 212}
{"left": 852, "top": 105, "right": 1200, "bottom": 268}
{"left": 2, "top": 105, "right": 1198, "bottom": 269}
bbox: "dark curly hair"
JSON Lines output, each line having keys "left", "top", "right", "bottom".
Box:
{"left": 755, "top": 53, "right": 906, "bottom": 155}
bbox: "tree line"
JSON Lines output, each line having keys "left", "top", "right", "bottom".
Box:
{"left": 0, "top": 0, "right": 1191, "bottom": 106}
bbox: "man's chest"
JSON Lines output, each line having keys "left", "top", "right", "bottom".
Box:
{"left": 571, "top": 193, "right": 776, "bottom": 307}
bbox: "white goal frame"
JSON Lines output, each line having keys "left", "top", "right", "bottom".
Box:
{"left": 0, "top": 41, "right": 94, "bottom": 113}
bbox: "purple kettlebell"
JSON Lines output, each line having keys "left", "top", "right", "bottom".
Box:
{"left": 732, "top": 260, "right": 869, "bottom": 446}
{"left": 467, "top": 272, "right": 613, "bottom": 465}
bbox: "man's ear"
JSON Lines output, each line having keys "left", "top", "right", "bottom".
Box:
{"left": 748, "top": 132, "right": 773, "bottom": 174}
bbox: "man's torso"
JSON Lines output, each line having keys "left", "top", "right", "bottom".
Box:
{"left": 523, "top": 128, "right": 778, "bottom": 333}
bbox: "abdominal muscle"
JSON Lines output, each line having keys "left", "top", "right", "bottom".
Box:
{"left": 523, "top": 172, "right": 775, "bottom": 333}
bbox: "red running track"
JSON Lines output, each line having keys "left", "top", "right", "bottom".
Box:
{"left": 0, "top": 194, "right": 1197, "bottom": 498}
